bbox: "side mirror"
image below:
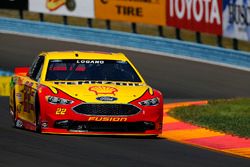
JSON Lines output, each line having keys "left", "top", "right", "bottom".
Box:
{"left": 14, "top": 67, "right": 30, "bottom": 76}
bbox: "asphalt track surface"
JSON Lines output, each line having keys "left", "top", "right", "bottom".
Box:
{"left": 0, "top": 33, "right": 250, "bottom": 167}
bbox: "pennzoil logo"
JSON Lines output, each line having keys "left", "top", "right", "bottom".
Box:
{"left": 88, "top": 117, "right": 127, "bottom": 122}
{"left": 89, "top": 86, "right": 118, "bottom": 95}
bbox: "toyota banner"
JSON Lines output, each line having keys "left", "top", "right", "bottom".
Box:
{"left": 166, "top": 0, "right": 223, "bottom": 35}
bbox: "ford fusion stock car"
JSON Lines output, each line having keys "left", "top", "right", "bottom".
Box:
{"left": 9, "top": 51, "right": 163, "bottom": 136}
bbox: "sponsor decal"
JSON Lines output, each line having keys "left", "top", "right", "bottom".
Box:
{"left": 29, "top": 0, "right": 95, "bottom": 18}
{"left": 96, "top": 96, "right": 118, "bottom": 102}
{"left": 16, "top": 83, "right": 35, "bottom": 113}
{"left": 167, "top": 0, "right": 223, "bottom": 35}
{"left": 89, "top": 86, "right": 118, "bottom": 95}
{"left": 41, "top": 122, "right": 48, "bottom": 128}
{"left": 16, "top": 93, "right": 23, "bottom": 101}
{"left": 76, "top": 60, "right": 104, "bottom": 64}
{"left": 16, "top": 120, "right": 23, "bottom": 128}
{"left": 88, "top": 117, "right": 128, "bottom": 122}
{"left": 95, "top": 0, "right": 166, "bottom": 25}
{"left": 55, "top": 108, "right": 67, "bottom": 115}
{"left": 223, "top": 0, "right": 250, "bottom": 41}
{"left": 46, "top": 0, "right": 76, "bottom": 12}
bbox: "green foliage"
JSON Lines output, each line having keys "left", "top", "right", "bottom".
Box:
{"left": 169, "top": 98, "right": 250, "bottom": 138}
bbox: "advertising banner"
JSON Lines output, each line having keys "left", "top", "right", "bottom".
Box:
{"left": 0, "top": 0, "right": 28, "bottom": 10}
{"left": 0, "top": 77, "right": 11, "bottom": 96}
{"left": 223, "top": 0, "right": 250, "bottom": 41}
{"left": 29, "top": 0, "right": 94, "bottom": 18}
{"left": 166, "top": 0, "right": 223, "bottom": 35}
{"left": 95, "top": 0, "right": 166, "bottom": 25}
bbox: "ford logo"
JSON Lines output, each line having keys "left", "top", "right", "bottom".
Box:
{"left": 96, "top": 96, "right": 118, "bottom": 102}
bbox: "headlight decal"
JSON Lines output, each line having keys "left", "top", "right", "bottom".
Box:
{"left": 139, "top": 98, "right": 159, "bottom": 106}
{"left": 46, "top": 96, "right": 74, "bottom": 105}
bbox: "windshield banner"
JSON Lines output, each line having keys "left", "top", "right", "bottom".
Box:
{"left": 29, "top": 0, "right": 95, "bottom": 18}
{"left": 223, "top": 0, "right": 250, "bottom": 41}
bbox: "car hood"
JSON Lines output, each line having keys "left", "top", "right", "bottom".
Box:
{"left": 43, "top": 82, "right": 151, "bottom": 103}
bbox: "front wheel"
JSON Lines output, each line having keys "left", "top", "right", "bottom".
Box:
{"left": 35, "top": 112, "right": 41, "bottom": 133}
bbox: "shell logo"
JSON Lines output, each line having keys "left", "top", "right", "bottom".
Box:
{"left": 88, "top": 86, "right": 118, "bottom": 96}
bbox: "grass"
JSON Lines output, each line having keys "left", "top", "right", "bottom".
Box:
{"left": 169, "top": 98, "right": 250, "bottom": 138}
{"left": 0, "top": 9, "right": 250, "bottom": 52}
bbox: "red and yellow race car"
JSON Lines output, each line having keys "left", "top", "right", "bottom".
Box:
{"left": 9, "top": 51, "right": 163, "bottom": 136}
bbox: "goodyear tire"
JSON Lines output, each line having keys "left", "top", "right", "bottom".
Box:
{"left": 11, "top": 90, "right": 23, "bottom": 129}
{"left": 11, "top": 90, "right": 17, "bottom": 128}
{"left": 66, "top": 0, "right": 76, "bottom": 11}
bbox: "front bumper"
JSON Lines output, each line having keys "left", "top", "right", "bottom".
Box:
{"left": 42, "top": 120, "right": 161, "bottom": 135}
{"left": 39, "top": 89, "right": 163, "bottom": 136}
{"left": 41, "top": 119, "right": 162, "bottom": 135}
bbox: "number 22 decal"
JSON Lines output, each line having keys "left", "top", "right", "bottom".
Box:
{"left": 56, "top": 108, "right": 67, "bottom": 115}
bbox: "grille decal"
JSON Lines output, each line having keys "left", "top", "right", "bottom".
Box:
{"left": 72, "top": 103, "right": 141, "bottom": 116}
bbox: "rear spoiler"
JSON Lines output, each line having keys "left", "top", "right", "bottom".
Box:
{"left": 14, "top": 67, "right": 29, "bottom": 76}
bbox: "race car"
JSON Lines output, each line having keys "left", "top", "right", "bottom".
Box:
{"left": 9, "top": 51, "right": 163, "bottom": 136}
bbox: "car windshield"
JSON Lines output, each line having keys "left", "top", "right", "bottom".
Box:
{"left": 46, "top": 59, "right": 142, "bottom": 82}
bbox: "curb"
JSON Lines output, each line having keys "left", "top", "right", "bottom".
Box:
{"left": 161, "top": 101, "right": 250, "bottom": 159}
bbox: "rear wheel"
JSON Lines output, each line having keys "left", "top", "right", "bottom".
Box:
{"left": 149, "top": 135, "right": 159, "bottom": 139}
{"left": 11, "top": 90, "right": 17, "bottom": 128}
{"left": 10, "top": 89, "right": 26, "bottom": 129}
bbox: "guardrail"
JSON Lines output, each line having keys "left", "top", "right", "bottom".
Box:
{"left": 1, "top": 17, "right": 250, "bottom": 71}
{"left": 0, "top": 17, "right": 250, "bottom": 96}
{"left": 0, "top": 70, "right": 12, "bottom": 76}
{"left": 2, "top": 0, "right": 247, "bottom": 51}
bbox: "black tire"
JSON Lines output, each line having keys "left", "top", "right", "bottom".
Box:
{"left": 66, "top": 0, "right": 76, "bottom": 11}
{"left": 149, "top": 135, "right": 160, "bottom": 139}
{"left": 11, "top": 90, "right": 17, "bottom": 128}
{"left": 11, "top": 90, "right": 25, "bottom": 129}
{"left": 35, "top": 94, "right": 41, "bottom": 133}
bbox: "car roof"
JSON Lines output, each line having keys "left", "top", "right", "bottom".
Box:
{"left": 40, "top": 51, "right": 129, "bottom": 61}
